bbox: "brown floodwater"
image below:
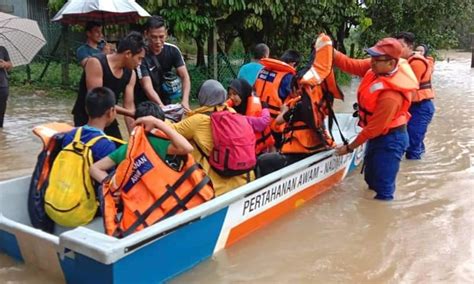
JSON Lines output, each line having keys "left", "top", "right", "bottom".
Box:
{"left": 1, "top": 51, "right": 473, "bottom": 283}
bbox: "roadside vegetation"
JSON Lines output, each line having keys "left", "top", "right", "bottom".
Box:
{"left": 10, "top": 0, "right": 473, "bottom": 96}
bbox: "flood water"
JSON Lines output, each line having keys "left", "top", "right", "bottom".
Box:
{"left": 1, "top": 51, "right": 473, "bottom": 283}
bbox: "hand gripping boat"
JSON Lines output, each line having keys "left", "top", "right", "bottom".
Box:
{"left": 0, "top": 114, "right": 364, "bottom": 283}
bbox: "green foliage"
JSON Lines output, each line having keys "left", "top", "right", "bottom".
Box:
{"left": 9, "top": 61, "right": 82, "bottom": 98}
{"left": 38, "top": 0, "right": 472, "bottom": 96}
{"left": 360, "top": 0, "right": 474, "bottom": 50}
{"left": 47, "top": 0, "right": 66, "bottom": 11}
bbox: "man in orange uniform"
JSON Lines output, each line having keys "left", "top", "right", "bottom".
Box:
{"left": 334, "top": 38, "right": 418, "bottom": 200}
{"left": 395, "top": 32, "right": 435, "bottom": 160}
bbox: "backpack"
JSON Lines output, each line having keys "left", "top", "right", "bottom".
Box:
{"left": 28, "top": 133, "right": 65, "bottom": 233}
{"left": 44, "top": 127, "right": 107, "bottom": 227}
{"left": 146, "top": 51, "right": 181, "bottom": 101}
{"left": 208, "top": 110, "right": 256, "bottom": 176}
{"left": 28, "top": 123, "right": 75, "bottom": 232}
{"left": 161, "top": 71, "right": 182, "bottom": 100}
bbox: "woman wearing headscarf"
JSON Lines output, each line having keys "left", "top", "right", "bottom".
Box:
{"left": 227, "top": 78, "right": 273, "bottom": 154}
{"left": 168, "top": 79, "right": 255, "bottom": 195}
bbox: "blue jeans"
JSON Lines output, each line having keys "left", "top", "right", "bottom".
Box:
{"left": 406, "top": 100, "right": 435, "bottom": 159}
{"left": 364, "top": 129, "right": 409, "bottom": 200}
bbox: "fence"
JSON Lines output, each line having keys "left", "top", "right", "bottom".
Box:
{"left": 9, "top": 42, "right": 250, "bottom": 100}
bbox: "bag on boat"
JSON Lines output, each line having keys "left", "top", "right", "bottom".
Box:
{"left": 102, "top": 126, "right": 215, "bottom": 238}
{"left": 28, "top": 123, "right": 74, "bottom": 232}
{"left": 208, "top": 110, "right": 256, "bottom": 176}
{"left": 28, "top": 133, "right": 65, "bottom": 232}
{"left": 44, "top": 127, "right": 106, "bottom": 227}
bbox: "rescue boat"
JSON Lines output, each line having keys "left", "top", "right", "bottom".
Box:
{"left": 0, "top": 113, "right": 364, "bottom": 284}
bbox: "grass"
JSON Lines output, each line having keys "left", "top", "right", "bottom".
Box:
{"left": 9, "top": 60, "right": 81, "bottom": 99}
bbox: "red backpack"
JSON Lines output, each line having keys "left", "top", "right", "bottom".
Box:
{"left": 208, "top": 110, "right": 256, "bottom": 176}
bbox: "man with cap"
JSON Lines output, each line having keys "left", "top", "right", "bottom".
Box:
{"left": 395, "top": 32, "right": 436, "bottom": 160}
{"left": 332, "top": 37, "right": 419, "bottom": 200}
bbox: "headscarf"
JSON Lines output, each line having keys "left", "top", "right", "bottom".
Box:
{"left": 198, "top": 79, "right": 227, "bottom": 107}
{"left": 420, "top": 44, "right": 429, "bottom": 57}
{"left": 228, "top": 78, "right": 252, "bottom": 115}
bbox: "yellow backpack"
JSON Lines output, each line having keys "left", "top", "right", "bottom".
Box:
{"left": 44, "top": 127, "right": 110, "bottom": 227}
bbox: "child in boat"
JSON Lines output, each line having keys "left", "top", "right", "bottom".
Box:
{"left": 227, "top": 78, "right": 273, "bottom": 154}
{"left": 61, "top": 87, "right": 118, "bottom": 164}
{"left": 90, "top": 102, "right": 212, "bottom": 237}
{"left": 90, "top": 101, "right": 193, "bottom": 184}
{"left": 168, "top": 79, "right": 256, "bottom": 196}
{"left": 43, "top": 87, "right": 121, "bottom": 227}
{"left": 256, "top": 80, "right": 335, "bottom": 177}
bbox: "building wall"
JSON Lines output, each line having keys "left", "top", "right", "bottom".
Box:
{"left": 0, "top": 0, "right": 28, "bottom": 18}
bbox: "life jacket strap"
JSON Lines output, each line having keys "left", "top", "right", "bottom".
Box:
{"left": 283, "top": 125, "right": 310, "bottom": 133}
{"left": 121, "top": 163, "right": 203, "bottom": 237}
{"left": 419, "top": 81, "right": 432, "bottom": 90}
{"left": 256, "top": 131, "right": 272, "bottom": 144}
{"left": 161, "top": 174, "right": 212, "bottom": 220}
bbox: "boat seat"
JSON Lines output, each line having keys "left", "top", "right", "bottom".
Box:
{"left": 53, "top": 217, "right": 104, "bottom": 236}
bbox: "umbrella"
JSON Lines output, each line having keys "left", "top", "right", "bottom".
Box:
{"left": 0, "top": 12, "right": 46, "bottom": 67}
{"left": 51, "top": 0, "right": 151, "bottom": 25}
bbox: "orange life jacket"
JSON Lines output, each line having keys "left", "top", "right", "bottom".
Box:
{"left": 254, "top": 58, "right": 296, "bottom": 133}
{"left": 408, "top": 53, "right": 434, "bottom": 102}
{"left": 102, "top": 126, "right": 214, "bottom": 237}
{"left": 281, "top": 33, "right": 342, "bottom": 154}
{"left": 280, "top": 88, "right": 336, "bottom": 154}
{"left": 245, "top": 96, "right": 275, "bottom": 154}
{"left": 300, "top": 33, "right": 334, "bottom": 86}
{"left": 426, "top": 56, "right": 435, "bottom": 73}
{"left": 357, "top": 59, "right": 418, "bottom": 132}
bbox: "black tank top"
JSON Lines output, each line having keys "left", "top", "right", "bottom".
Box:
{"left": 72, "top": 53, "right": 132, "bottom": 117}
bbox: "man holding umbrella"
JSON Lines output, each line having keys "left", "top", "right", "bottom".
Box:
{"left": 0, "top": 12, "right": 46, "bottom": 128}
{"left": 76, "top": 21, "right": 112, "bottom": 67}
{"left": 72, "top": 32, "right": 146, "bottom": 139}
{"left": 51, "top": 0, "right": 153, "bottom": 137}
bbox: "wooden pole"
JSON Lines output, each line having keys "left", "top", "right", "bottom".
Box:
{"left": 213, "top": 25, "right": 218, "bottom": 80}
{"left": 471, "top": 33, "right": 474, "bottom": 68}
{"left": 61, "top": 24, "right": 70, "bottom": 86}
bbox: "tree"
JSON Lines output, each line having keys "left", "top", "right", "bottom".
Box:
{"left": 360, "top": 0, "right": 474, "bottom": 50}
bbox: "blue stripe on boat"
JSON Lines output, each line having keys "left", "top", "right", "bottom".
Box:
{"left": 59, "top": 207, "right": 228, "bottom": 284}
{"left": 0, "top": 230, "right": 23, "bottom": 262}
{"left": 60, "top": 250, "right": 113, "bottom": 284}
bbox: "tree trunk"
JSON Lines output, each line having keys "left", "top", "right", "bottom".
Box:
{"left": 471, "top": 32, "right": 474, "bottom": 68}
{"left": 350, "top": 43, "right": 355, "bottom": 58}
{"left": 195, "top": 36, "right": 206, "bottom": 67}
{"left": 207, "top": 31, "right": 214, "bottom": 77}
{"left": 336, "top": 24, "right": 347, "bottom": 54}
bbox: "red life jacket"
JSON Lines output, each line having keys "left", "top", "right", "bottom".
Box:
{"left": 102, "top": 126, "right": 214, "bottom": 237}
{"left": 357, "top": 59, "right": 419, "bottom": 132}
{"left": 408, "top": 53, "right": 434, "bottom": 102}
{"left": 254, "top": 58, "right": 296, "bottom": 133}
